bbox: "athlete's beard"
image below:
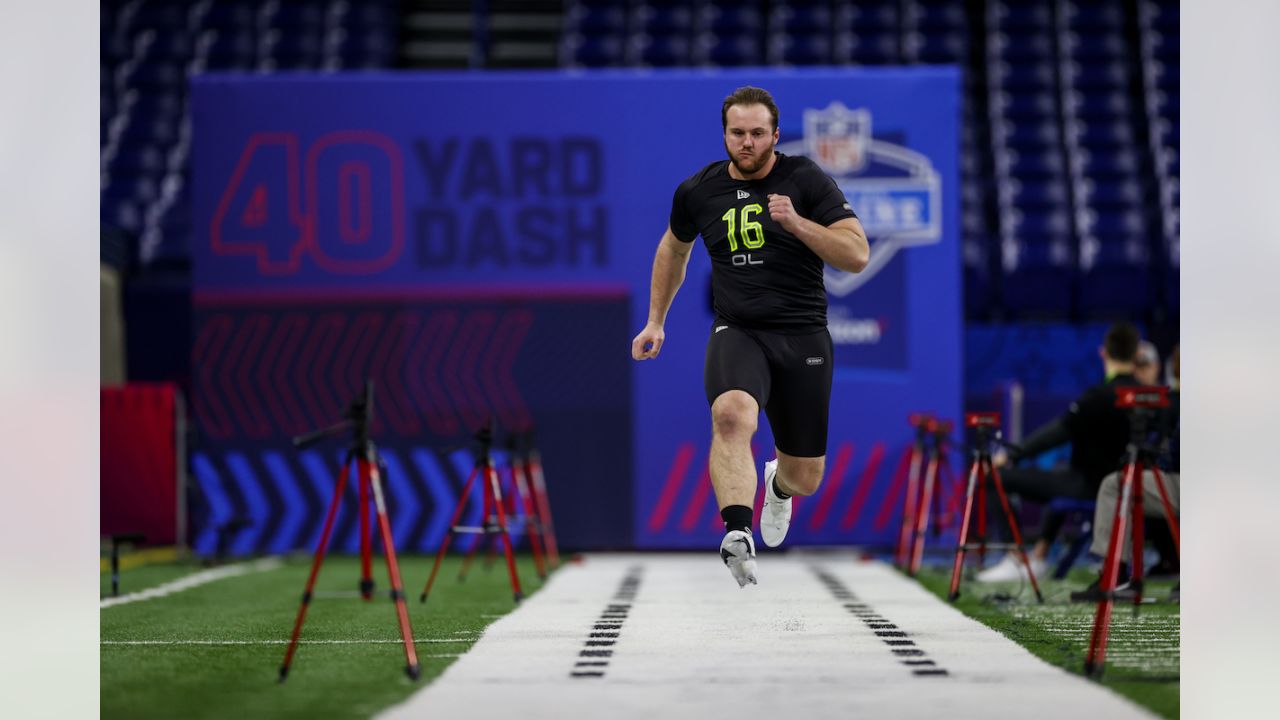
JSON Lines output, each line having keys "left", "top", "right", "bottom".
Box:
{"left": 725, "top": 139, "right": 775, "bottom": 176}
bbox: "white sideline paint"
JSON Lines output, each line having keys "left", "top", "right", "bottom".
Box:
{"left": 378, "top": 554, "right": 1156, "bottom": 720}
{"left": 100, "top": 558, "right": 282, "bottom": 608}
{"left": 101, "top": 639, "right": 468, "bottom": 646}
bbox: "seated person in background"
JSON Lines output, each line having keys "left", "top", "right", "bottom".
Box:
{"left": 977, "top": 322, "right": 1141, "bottom": 582}
{"left": 1072, "top": 344, "right": 1180, "bottom": 601}
{"left": 1133, "top": 339, "right": 1178, "bottom": 571}
{"left": 1135, "top": 340, "right": 1160, "bottom": 386}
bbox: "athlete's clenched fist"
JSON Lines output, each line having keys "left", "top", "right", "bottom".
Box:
{"left": 767, "top": 193, "right": 799, "bottom": 232}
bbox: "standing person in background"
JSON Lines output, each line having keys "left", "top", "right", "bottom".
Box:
{"left": 977, "top": 323, "right": 1142, "bottom": 582}
{"left": 631, "top": 86, "right": 869, "bottom": 587}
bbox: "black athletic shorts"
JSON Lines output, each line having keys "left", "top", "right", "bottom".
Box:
{"left": 703, "top": 320, "right": 834, "bottom": 458}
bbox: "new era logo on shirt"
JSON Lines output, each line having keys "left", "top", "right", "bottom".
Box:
{"left": 715, "top": 325, "right": 729, "bottom": 333}
{"left": 737, "top": 190, "right": 750, "bottom": 200}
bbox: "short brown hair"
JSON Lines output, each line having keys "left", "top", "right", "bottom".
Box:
{"left": 722, "top": 86, "right": 779, "bottom": 131}
{"left": 1103, "top": 322, "right": 1140, "bottom": 363}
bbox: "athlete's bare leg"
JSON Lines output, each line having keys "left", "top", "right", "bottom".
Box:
{"left": 773, "top": 448, "right": 825, "bottom": 497}
{"left": 709, "top": 390, "right": 759, "bottom": 509}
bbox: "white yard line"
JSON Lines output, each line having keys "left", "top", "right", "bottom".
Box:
{"left": 100, "top": 558, "right": 283, "bottom": 608}
{"left": 377, "top": 553, "right": 1157, "bottom": 720}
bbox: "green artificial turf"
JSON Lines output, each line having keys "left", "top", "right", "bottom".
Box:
{"left": 912, "top": 562, "right": 1179, "bottom": 719}
{"left": 104, "top": 553, "right": 1179, "bottom": 719}
{"left": 101, "top": 554, "right": 550, "bottom": 720}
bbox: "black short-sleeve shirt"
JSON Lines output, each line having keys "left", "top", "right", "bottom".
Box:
{"left": 1061, "top": 373, "right": 1141, "bottom": 487}
{"left": 669, "top": 153, "right": 856, "bottom": 332}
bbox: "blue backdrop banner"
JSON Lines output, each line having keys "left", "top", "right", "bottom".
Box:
{"left": 190, "top": 68, "right": 960, "bottom": 553}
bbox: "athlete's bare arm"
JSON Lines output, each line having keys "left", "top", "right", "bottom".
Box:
{"left": 766, "top": 193, "right": 869, "bottom": 273}
{"left": 631, "top": 227, "right": 695, "bottom": 361}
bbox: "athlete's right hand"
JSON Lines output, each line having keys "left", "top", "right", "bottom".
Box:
{"left": 631, "top": 322, "right": 665, "bottom": 360}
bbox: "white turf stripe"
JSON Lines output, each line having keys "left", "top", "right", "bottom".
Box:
{"left": 378, "top": 553, "right": 1157, "bottom": 720}
{"left": 100, "top": 558, "right": 283, "bottom": 608}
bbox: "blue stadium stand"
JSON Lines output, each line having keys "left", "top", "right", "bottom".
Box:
{"left": 1057, "top": 0, "right": 1152, "bottom": 320}
{"left": 690, "top": 1, "right": 764, "bottom": 66}
{"left": 101, "top": 0, "right": 399, "bottom": 268}
{"left": 1137, "top": 0, "right": 1180, "bottom": 315}
{"left": 105, "top": 0, "right": 1178, "bottom": 327}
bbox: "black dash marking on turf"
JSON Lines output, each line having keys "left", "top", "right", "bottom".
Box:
{"left": 810, "top": 566, "right": 950, "bottom": 680}
{"left": 570, "top": 565, "right": 644, "bottom": 679}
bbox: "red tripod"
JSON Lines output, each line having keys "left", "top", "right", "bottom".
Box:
{"left": 461, "top": 436, "right": 548, "bottom": 583}
{"left": 421, "top": 422, "right": 524, "bottom": 604}
{"left": 894, "top": 413, "right": 933, "bottom": 570}
{"left": 947, "top": 411, "right": 1044, "bottom": 603}
{"left": 504, "top": 434, "right": 549, "bottom": 579}
{"left": 906, "top": 419, "right": 956, "bottom": 576}
{"left": 523, "top": 436, "right": 561, "bottom": 569}
{"left": 1084, "top": 386, "right": 1180, "bottom": 678}
{"left": 279, "top": 382, "right": 419, "bottom": 682}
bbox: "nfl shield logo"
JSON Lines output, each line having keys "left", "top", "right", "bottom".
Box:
{"left": 804, "top": 103, "right": 872, "bottom": 175}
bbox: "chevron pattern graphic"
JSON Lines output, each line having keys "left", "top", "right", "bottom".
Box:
{"left": 193, "top": 308, "right": 535, "bottom": 441}
{"left": 188, "top": 297, "right": 632, "bottom": 556}
{"left": 190, "top": 446, "right": 540, "bottom": 556}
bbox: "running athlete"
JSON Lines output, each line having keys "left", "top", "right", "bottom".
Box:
{"left": 630, "top": 86, "right": 869, "bottom": 587}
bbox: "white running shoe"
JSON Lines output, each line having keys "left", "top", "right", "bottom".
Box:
{"left": 975, "top": 553, "right": 1046, "bottom": 582}
{"left": 719, "top": 530, "right": 758, "bottom": 588}
{"left": 760, "top": 459, "right": 792, "bottom": 547}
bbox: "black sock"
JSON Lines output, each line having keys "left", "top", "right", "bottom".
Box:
{"left": 772, "top": 477, "right": 791, "bottom": 500}
{"left": 721, "top": 505, "right": 753, "bottom": 534}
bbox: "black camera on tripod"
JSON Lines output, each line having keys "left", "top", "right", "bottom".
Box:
{"left": 1115, "top": 385, "right": 1174, "bottom": 459}
{"left": 964, "top": 411, "right": 1003, "bottom": 456}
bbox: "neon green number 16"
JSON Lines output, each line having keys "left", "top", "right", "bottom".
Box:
{"left": 720, "top": 204, "right": 765, "bottom": 252}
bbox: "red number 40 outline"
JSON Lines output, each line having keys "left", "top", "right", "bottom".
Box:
{"left": 210, "top": 131, "right": 406, "bottom": 275}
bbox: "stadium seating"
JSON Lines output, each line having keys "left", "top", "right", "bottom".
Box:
{"left": 1058, "top": 1, "right": 1150, "bottom": 318}
{"left": 1137, "top": 0, "right": 1180, "bottom": 314}
{"left": 100, "top": 0, "right": 398, "bottom": 266}
{"left": 985, "top": 1, "right": 1074, "bottom": 317}
{"left": 106, "top": 0, "right": 1178, "bottom": 323}
{"left": 766, "top": 1, "right": 835, "bottom": 65}
{"left": 692, "top": 2, "right": 766, "bottom": 67}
